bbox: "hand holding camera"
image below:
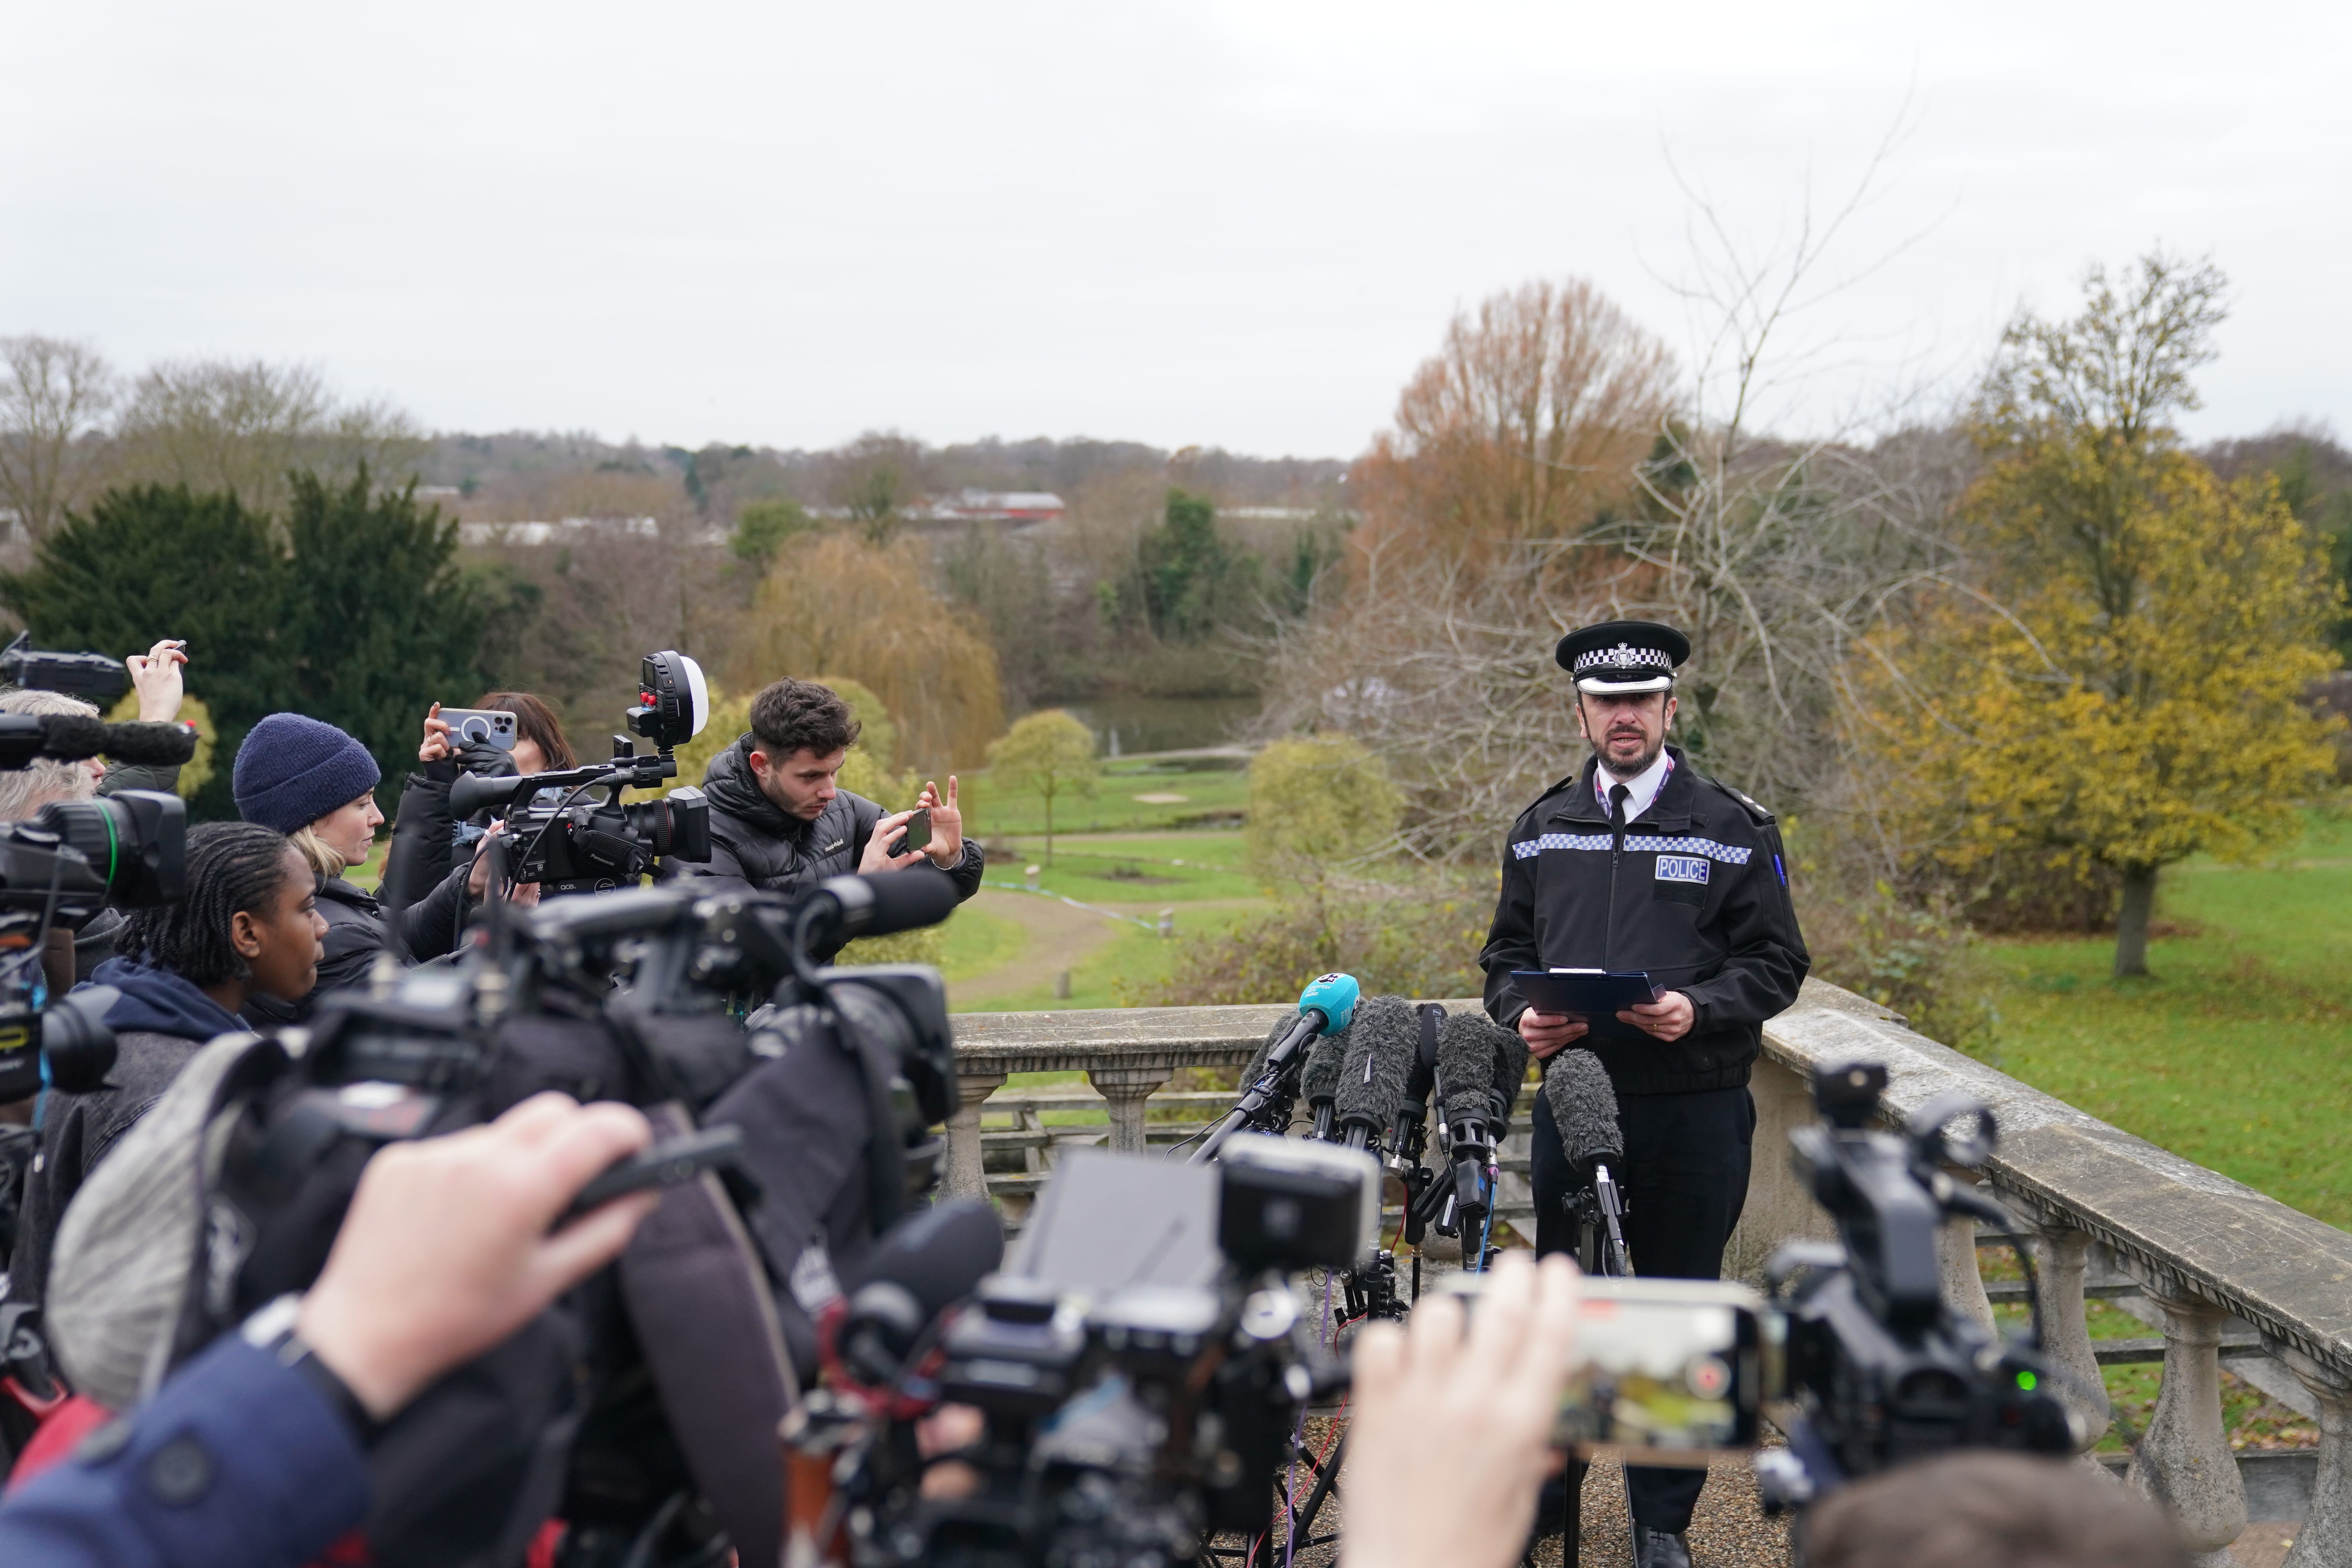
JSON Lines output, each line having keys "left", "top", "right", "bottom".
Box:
{"left": 125, "top": 638, "right": 188, "bottom": 724}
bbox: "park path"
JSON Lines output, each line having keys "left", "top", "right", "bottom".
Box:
{"left": 946, "top": 890, "right": 1118, "bottom": 1007}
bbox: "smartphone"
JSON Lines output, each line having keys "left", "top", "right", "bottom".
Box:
{"left": 559, "top": 1125, "right": 745, "bottom": 1224}
{"left": 1439, "top": 1274, "right": 1771, "bottom": 1462}
{"left": 441, "top": 708, "right": 519, "bottom": 752}
{"left": 891, "top": 808, "right": 933, "bottom": 858}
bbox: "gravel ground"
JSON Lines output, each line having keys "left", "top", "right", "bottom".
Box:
{"left": 1210, "top": 1419, "right": 1791, "bottom": 1568}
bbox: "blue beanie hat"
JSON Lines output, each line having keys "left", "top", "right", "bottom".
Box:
{"left": 232, "top": 713, "right": 381, "bottom": 833}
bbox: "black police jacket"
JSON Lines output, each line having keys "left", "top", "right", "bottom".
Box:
{"left": 1479, "top": 746, "right": 1809, "bottom": 1096}
{"left": 662, "top": 739, "right": 984, "bottom": 956}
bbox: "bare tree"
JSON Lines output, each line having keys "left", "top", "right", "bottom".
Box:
{"left": 0, "top": 335, "right": 118, "bottom": 541}
{"left": 111, "top": 358, "right": 424, "bottom": 517}
{"left": 1352, "top": 278, "right": 1677, "bottom": 561}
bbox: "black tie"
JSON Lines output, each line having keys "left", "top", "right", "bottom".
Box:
{"left": 1608, "top": 782, "right": 1631, "bottom": 850}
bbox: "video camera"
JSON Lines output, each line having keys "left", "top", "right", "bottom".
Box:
{"left": 1756, "top": 1061, "right": 2079, "bottom": 1504}
{"left": 0, "top": 632, "right": 200, "bottom": 777}
{"left": 0, "top": 791, "right": 186, "bottom": 1101}
{"left": 789, "top": 1135, "right": 1377, "bottom": 1568}
{"left": 449, "top": 651, "right": 713, "bottom": 895}
{"left": 36, "top": 861, "right": 964, "bottom": 1568}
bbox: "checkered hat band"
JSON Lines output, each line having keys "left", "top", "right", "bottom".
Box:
{"left": 1573, "top": 642, "right": 1676, "bottom": 675}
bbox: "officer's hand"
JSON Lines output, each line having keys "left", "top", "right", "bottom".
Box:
{"left": 858, "top": 809, "right": 929, "bottom": 875}
{"left": 1618, "top": 991, "right": 1695, "bottom": 1043}
{"left": 296, "top": 1094, "right": 655, "bottom": 1420}
{"left": 1343, "top": 1252, "right": 1581, "bottom": 1568}
{"left": 1517, "top": 1008, "right": 1588, "bottom": 1060}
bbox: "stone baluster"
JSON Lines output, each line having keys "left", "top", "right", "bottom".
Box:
{"left": 2026, "top": 1219, "right": 2111, "bottom": 1449}
{"left": 1087, "top": 1064, "right": 1173, "bottom": 1154}
{"left": 2263, "top": 1340, "right": 2351, "bottom": 1568}
{"left": 1938, "top": 1206, "right": 1995, "bottom": 1332}
{"left": 943, "top": 1068, "right": 1007, "bottom": 1201}
{"left": 2122, "top": 1274, "right": 2245, "bottom": 1567}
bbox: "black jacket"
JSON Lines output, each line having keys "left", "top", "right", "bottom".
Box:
{"left": 664, "top": 739, "right": 985, "bottom": 951}
{"left": 244, "top": 877, "right": 444, "bottom": 1026}
{"left": 8, "top": 960, "right": 248, "bottom": 1302}
{"left": 1480, "top": 747, "right": 1809, "bottom": 1096}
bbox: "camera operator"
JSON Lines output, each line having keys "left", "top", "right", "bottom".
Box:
{"left": 8, "top": 824, "right": 325, "bottom": 1309}
{"left": 1481, "top": 621, "right": 1809, "bottom": 1568}
{"left": 668, "top": 678, "right": 982, "bottom": 955}
{"left": 0, "top": 639, "right": 191, "bottom": 990}
{"left": 377, "top": 693, "right": 570, "bottom": 955}
{"left": 0, "top": 1093, "right": 656, "bottom": 1568}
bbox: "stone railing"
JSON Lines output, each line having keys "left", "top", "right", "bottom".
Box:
{"left": 949, "top": 980, "right": 2352, "bottom": 1567}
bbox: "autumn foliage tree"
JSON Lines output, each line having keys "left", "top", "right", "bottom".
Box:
{"left": 1351, "top": 277, "right": 1676, "bottom": 563}
{"left": 732, "top": 531, "right": 1005, "bottom": 772}
{"left": 1862, "top": 254, "right": 2343, "bottom": 977}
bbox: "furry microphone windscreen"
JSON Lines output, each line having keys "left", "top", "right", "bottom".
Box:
{"left": 1243, "top": 1014, "right": 1290, "bottom": 1085}
{"left": 1488, "top": 1023, "right": 1531, "bottom": 1121}
{"left": 1436, "top": 1011, "right": 1511, "bottom": 1132}
{"left": 1302, "top": 1023, "right": 1347, "bottom": 1110}
{"left": 1334, "top": 994, "right": 1419, "bottom": 1135}
{"left": 1543, "top": 1048, "right": 1624, "bottom": 1175}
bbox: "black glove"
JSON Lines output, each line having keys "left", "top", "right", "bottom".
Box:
{"left": 455, "top": 739, "right": 520, "bottom": 779}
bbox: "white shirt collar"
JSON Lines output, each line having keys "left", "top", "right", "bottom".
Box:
{"left": 1595, "top": 748, "right": 1673, "bottom": 822}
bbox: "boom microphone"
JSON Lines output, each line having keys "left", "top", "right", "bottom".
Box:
{"left": 1543, "top": 1047, "right": 1624, "bottom": 1181}
{"left": 811, "top": 869, "right": 961, "bottom": 943}
{"left": 0, "top": 714, "right": 198, "bottom": 771}
{"left": 1490, "top": 1021, "right": 1530, "bottom": 1124}
{"left": 1333, "top": 994, "right": 1419, "bottom": 1152}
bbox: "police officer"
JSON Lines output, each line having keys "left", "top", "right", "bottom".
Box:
{"left": 1480, "top": 620, "right": 1808, "bottom": 1568}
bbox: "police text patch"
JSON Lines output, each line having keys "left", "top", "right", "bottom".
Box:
{"left": 1654, "top": 855, "right": 1711, "bottom": 886}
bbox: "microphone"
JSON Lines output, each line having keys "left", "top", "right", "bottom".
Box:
{"left": 1489, "top": 1020, "right": 1530, "bottom": 1124}
{"left": 1543, "top": 1047, "right": 1624, "bottom": 1183}
{"left": 1197, "top": 973, "right": 1358, "bottom": 1161}
{"left": 1437, "top": 1013, "right": 1520, "bottom": 1148}
{"left": 1333, "top": 994, "right": 1419, "bottom": 1153}
{"left": 0, "top": 714, "right": 198, "bottom": 771}
{"left": 1386, "top": 1003, "right": 1444, "bottom": 1165}
{"left": 837, "top": 1199, "right": 1006, "bottom": 1384}
{"left": 811, "top": 869, "right": 961, "bottom": 942}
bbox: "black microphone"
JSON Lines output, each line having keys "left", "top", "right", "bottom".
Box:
{"left": 1302, "top": 1029, "right": 1347, "bottom": 1141}
{"left": 837, "top": 1199, "right": 1006, "bottom": 1384}
{"left": 1543, "top": 1047, "right": 1624, "bottom": 1185}
{"left": 1437, "top": 1012, "right": 1519, "bottom": 1148}
{"left": 0, "top": 714, "right": 198, "bottom": 771}
{"left": 1387, "top": 1002, "right": 1443, "bottom": 1161}
{"left": 811, "top": 869, "right": 960, "bottom": 942}
{"left": 1489, "top": 1019, "right": 1530, "bottom": 1124}
{"left": 1333, "top": 994, "right": 1419, "bottom": 1154}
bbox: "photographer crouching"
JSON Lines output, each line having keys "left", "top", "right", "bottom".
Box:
{"left": 665, "top": 678, "right": 984, "bottom": 951}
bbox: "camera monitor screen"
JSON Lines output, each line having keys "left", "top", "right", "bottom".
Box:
{"left": 1009, "top": 1147, "right": 1223, "bottom": 1294}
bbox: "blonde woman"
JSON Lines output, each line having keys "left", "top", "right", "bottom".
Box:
{"left": 230, "top": 713, "right": 388, "bottom": 1023}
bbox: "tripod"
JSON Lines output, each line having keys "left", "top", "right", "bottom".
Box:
{"left": 1540, "top": 1162, "right": 1631, "bottom": 1568}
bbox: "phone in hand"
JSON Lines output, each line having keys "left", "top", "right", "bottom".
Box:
{"left": 891, "top": 807, "right": 933, "bottom": 859}
{"left": 439, "top": 708, "right": 518, "bottom": 752}
{"left": 558, "top": 1125, "right": 745, "bottom": 1226}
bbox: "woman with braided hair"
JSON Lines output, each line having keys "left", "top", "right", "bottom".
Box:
{"left": 6, "top": 824, "right": 326, "bottom": 1308}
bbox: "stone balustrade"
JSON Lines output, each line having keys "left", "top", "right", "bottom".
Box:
{"left": 949, "top": 978, "right": 2352, "bottom": 1563}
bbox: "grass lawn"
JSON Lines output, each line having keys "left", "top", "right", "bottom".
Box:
{"left": 956, "top": 903, "right": 1264, "bottom": 1013}
{"left": 936, "top": 903, "right": 1029, "bottom": 981}
{"left": 963, "top": 756, "right": 1250, "bottom": 838}
{"left": 1982, "top": 811, "right": 2352, "bottom": 1228}
{"left": 978, "top": 830, "right": 1262, "bottom": 906}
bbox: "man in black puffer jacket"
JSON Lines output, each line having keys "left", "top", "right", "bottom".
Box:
{"left": 664, "top": 679, "right": 984, "bottom": 956}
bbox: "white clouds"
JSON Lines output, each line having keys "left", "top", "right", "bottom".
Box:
{"left": 3, "top": 0, "right": 2345, "bottom": 455}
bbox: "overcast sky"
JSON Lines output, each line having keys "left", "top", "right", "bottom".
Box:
{"left": 7, "top": 1, "right": 2348, "bottom": 459}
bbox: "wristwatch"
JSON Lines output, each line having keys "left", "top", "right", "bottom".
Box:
{"left": 241, "top": 1294, "right": 385, "bottom": 1446}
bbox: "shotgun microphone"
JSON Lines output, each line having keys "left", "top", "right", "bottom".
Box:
{"left": 1196, "top": 973, "right": 1359, "bottom": 1161}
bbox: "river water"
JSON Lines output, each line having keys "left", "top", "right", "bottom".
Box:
{"left": 1058, "top": 695, "right": 1259, "bottom": 756}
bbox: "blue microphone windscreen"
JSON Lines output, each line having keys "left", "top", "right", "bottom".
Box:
{"left": 1297, "top": 972, "right": 1359, "bottom": 1033}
